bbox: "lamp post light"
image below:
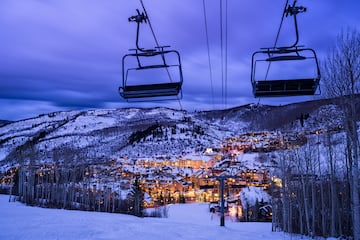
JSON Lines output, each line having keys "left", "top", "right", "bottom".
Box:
{"left": 209, "top": 174, "right": 242, "bottom": 227}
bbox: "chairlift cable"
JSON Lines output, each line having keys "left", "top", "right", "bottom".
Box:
{"left": 220, "top": 0, "right": 225, "bottom": 107}
{"left": 202, "top": 0, "right": 215, "bottom": 109}
{"left": 220, "top": 0, "right": 229, "bottom": 109}
{"left": 177, "top": 94, "right": 183, "bottom": 109}
{"left": 139, "top": 0, "right": 183, "bottom": 109}
{"left": 264, "top": 0, "right": 290, "bottom": 81}
{"left": 273, "top": 0, "right": 290, "bottom": 50}
{"left": 220, "top": 0, "right": 229, "bottom": 144}
{"left": 139, "top": 0, "right": 160, "bottom": 49}
{"left": 224, "top": 0, "right": 228, "bottom": 109}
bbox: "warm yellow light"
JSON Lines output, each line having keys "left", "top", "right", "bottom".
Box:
{"left": 271, "top": 176, "right": 282, "bottom": 187}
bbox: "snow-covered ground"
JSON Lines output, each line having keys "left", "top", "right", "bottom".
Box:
{"left": 0, "top": 194, "right": 325, "bottom": 240}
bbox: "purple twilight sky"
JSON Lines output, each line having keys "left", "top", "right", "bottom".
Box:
{"left": 0, "top": 0, "right": 359, "bottom": 121}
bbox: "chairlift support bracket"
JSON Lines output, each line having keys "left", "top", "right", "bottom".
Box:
{"left": 283, "top": 0, "right": 307, "bottom": 49}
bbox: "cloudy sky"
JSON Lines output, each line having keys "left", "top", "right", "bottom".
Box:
{"left": 1, "top": 0, "right": 359, "bottom": 121}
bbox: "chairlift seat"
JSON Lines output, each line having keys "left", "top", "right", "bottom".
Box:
{"left": 136, "top": 64, "right": 170, "bottom": 70}
{"left": 253, "top": 78, "right": 319, "bottom": 97}
{"left": 119, "top": 82, "right": 182, "bottom": 99}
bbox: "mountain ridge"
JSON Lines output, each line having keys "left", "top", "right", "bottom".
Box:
{"left": 0, "top": 96, "right": 356, "bottom": 168}
{"left": 0, "top": 120, "right": 12, "bottom": 127}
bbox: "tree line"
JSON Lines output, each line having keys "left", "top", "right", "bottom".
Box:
{"left": 272, "top": 134, "right": 352, "bottom": 238}
{"left": 272, "top": 28, "right": 360, "bottom": 239}
{"left": 15, "top": 164, "right": 149, "bottom": 217}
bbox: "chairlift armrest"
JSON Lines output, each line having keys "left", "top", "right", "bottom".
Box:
{"left": 155, "top": 46, "right": 171, "bottom": 51}
{"left": 128, "top": 48, "right": 156, "bottom": 53}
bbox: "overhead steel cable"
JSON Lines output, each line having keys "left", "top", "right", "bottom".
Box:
{"left": 224, "top": 0, "right": 228, "bottom": 109}
{"left": 274, "top": 0, "right": 290, "bottom": 49}
{"left": 220, "top": 0, "right": 228, "bottom": 109}
{"left": 220, "top": 0, "right": 225, "bottom": 107}
{"left": 202, "top": 0, "right": 215, "bottom": 109}
{"left": 139, "top": 0, "right": 160, "bottom": 49}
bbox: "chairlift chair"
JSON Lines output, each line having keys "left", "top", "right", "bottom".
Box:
{"left": 251, "top": 46, "right": 320, "bottom": 97}
{"left": 250, "top": 0, "right": 320, "bottom": 97}
{"left": 119, "top": 9, "right": 183, "bottom": 101}
{"left": 120, "top": 47, "right": 183, "bottom": 100}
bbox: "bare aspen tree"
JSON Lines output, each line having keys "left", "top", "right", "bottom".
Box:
{"left": 316, "top": 134, "right": 327, "bottom": 236}
{"left": 309, "top": 139, "right": 317, "bottom": 238}
{"left": 278, "top": 150, "right": 292, "bottom": 233}
{"left": 326, "top": 132, "right": 338, "bottom": 236}
{"left": 322, "top": 28, "right": 360, "bottom": 239}
{"left": 294, "top": 142, "right": 316, "bottom": 237}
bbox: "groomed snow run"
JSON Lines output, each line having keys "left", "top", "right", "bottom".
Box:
{"left": 0, "top": 194, "right": 326, "bottom": 240}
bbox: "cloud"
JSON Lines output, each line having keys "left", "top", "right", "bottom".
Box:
{"left": 0, "top": 98, "right": 65, "bottom": 120}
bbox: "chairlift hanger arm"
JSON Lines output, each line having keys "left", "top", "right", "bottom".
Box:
{"left": 128, "top": 9, "right": 154, "bottom": 53}
{"left": 281, "top": 0, "right": 307, "bottom": 49}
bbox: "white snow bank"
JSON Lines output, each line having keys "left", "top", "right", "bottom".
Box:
{"left": 240, "top": 186, "right": 271, "bottom": 208}
{"left": 0, "top": 194, "right": 321, "bottom": 240}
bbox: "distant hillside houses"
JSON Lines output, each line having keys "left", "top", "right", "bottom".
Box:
{"left": 132, "top": 153, "right": 217, "bottom": 170}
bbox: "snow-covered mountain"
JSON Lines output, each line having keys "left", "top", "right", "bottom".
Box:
{"left": 0, "top": 96, "right": 355, "bottom": 169}
{"left": 0, "top": 120, "right": 12, "bottom": 127}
